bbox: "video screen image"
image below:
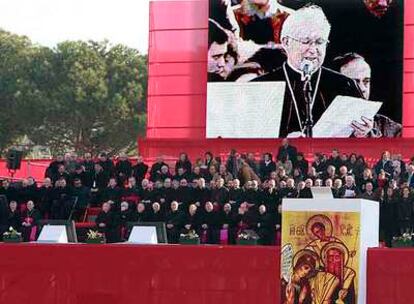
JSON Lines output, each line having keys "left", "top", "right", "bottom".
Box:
{"left": 207, "top": 0, "right": 403, "bottom": 138}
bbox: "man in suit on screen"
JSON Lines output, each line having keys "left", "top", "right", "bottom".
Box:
{"left": 252, "top": 5, "right": 363, "bottom": 138}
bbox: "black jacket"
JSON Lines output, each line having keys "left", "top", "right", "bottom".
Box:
{"left": 252, "top": 64, "right": 362, "bottom": 137}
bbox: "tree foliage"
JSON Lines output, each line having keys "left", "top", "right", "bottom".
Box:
{"left": 0, "top": 29, "right": 147, "bottom": 156}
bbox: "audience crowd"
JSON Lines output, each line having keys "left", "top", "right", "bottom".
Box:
{"left": 1, "top": 139, "right": 414, "bottom": 246}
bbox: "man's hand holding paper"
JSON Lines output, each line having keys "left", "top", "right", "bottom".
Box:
{"left": 312, "top": 95, "right": 383, "bottom": 138}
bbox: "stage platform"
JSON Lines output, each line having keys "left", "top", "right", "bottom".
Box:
{"left": 0, "top": 244, "right": 409, "bottom": 304}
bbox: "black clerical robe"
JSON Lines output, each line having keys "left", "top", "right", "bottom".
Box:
{"left": 95, "top": 211, "right": 119, "bottom": 243}
{"left": 252, "top": 63, "right": 362, "bottom": 137}
{"left": 256, "top": 212, "right": 275, "bottom": 245}
{"left": 165, "top": 210, "right": 184, "bottom": 244}
{"left": 21, "top": 209, "right": 41, "bottom": 242}
{"left": 200, "top": 210, "right": 221, "bottom": 244}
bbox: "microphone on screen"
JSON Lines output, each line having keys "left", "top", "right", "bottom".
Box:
{"left": 300, "top": 59, "right": 314, "bottom": 81}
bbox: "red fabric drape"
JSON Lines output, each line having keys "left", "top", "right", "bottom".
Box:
{"left": 0, "top": 244, "right": 413, "bottom": 304}
{"left": 0, "top": 244, "right": 280, "bottom": 304}
{"left": 367, "top": 248, "right": 414, "bottom": 304}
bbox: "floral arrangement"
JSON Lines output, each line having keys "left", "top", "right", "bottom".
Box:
{"left": 180, "top": 230, "right": 199, "bottom": 240}
{"left": 3, "top": 227, "right": 22, "bottom": 239}
{"left": 238, "top": 230, "right": 259, "bottom": 241}
{"left": 393, "top": 233, "right": 414, "bottom": 242}
{"left": 392, "top": 233, "right": 414, "bottom": 247}
{"left": 87, "top": 230, "right": 104, "bottom": 239}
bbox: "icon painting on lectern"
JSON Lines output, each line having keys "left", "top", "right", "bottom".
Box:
{"left": 281, "top": 212, "right": 359, "bottom": 304}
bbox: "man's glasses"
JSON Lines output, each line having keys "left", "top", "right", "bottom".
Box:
{"left": 288, "top": 36, "right": 329, "bottom": 47}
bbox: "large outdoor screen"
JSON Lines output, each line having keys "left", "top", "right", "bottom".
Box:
{"left": 207, "top": 0, "right": 403, "bottom": 138}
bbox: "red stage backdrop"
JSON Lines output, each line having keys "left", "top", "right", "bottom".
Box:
{"left": 0, "top": 244, "right": 412, "bottom": 304}
{"left": 142, "top": 0, "right": 414, "bottom": 159}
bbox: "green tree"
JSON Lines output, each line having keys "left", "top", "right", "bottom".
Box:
{"left": 0, "top": 30, "right": 47, "bottom": 154}
{"left": 0, "top": 30, "right": 147, "bottom": 156}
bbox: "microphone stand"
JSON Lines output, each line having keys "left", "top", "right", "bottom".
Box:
{"left": 303, "top": 77, "right": 313, "bottom": 137}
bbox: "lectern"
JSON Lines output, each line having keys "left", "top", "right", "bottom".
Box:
{"left": 280, "top": 198, "right": 379, "bottom": 304}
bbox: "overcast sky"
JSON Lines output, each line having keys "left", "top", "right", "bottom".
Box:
{"left": 0, "top": 0, "right": 150, "bottom": 54}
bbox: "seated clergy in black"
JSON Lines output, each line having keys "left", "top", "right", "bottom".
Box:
{"left": 115, "top": 153, "right": 132, "bottom": 186}
{"left": 244, "top": 180, "right": 263, "bottom": 207}
{"left": 298, "top": 179, "right": 313, "bottom": 198}
{"left": 130, "top": 202, "right": 149, "bottom": 222}
{"left": 0, "top": 196, "right": 9, "bottom": 237}
{"left": 122, "top": 177, "right": 140, "bottom": 206}
{"left": 7, "top": 201, "right": 21, "bottom": 232}
{"left": 279, "top": 178, "right": 298, "bottom": 198}
{"left": 158, "top": 178, "right": 175, "bottom": 208}
{"left": 97, "top": 152, "right": 115, "bottom": 177}
{"left": 182, "top": 204, "right": 201, "bottom": 234}
{"left": 45, "top": 155, "right": 65, "bottom": 181}
{"left": 200, "top": 202, "right": 221, "bottom": 244}
{"left": 102, "top": 178, "right": 122, "bottom": 207}
{"left": 228, "top": 179, "right": 243, "bottom": 205}
{"left": 0, "top": 180, "right": 17, "bottom": 203}
{"left": 17, "top": 177, "right": 39, "bottom": 206}
{"left": 132, "top": 155, "right": 149, "bottom": 185}
{"left": 50, "top": 179, "right": 72, "bottom": 220}
{"left": 211, "top": 178, "right": 229, "bottom": 207}
{"left": 68, "top": 165, "right": 89, "bottom": 189}
{"left": 262, "top": 179, "right": 280, "bottom": 212}
{"left": 235, "top": 202, "right": 258, "bottom": 233}
{"left": 95, "top": 202, "right": 119, "bottom": 243}
{"left": 173, "top": 167, "right": 190, "bottom": 184}
{"left": 175, "top": 179, "right": 193, "bottom": 208}
{"left": 21, "top": 200, "right": 41, "bottom": 242}
{"left": 220, "top": 203, "right": 237, "bottom": 245}
{"left": 150, "top": 156, "right": 169, "bottom": 182}
{"left": 70, "top": 178, "right": 91, "bottom": 221}
{"left": 37, "top": 178, "right": 54, "bottom": 217}
{"left": 339, "top": 175, "right": 359, "bottom": 198}
{"left": 148, "top": 202, "right": 165, "bottom": 222}
{"left": 256, "top": 205, "right": 275, "bottom": 246}
{"left": 91, "top": 163, "right": 110, "bottom": 206}
{"left": 193, "top": 178, "right": 211, "bottom": 208}
{"left": 118, "top": 201, "right": 133, "bottom": 241}
{"left": 165, "top": 201, "right": 184, "bottom": 244}
{"left": 252, "top": 5, "right": 362, "bottom": 137}
{"left": 138, "top": 179, "right": 154, "bottom": 204}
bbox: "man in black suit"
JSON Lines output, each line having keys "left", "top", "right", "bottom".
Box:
{"left": 252, "top": 5, "right": 363, "bottom": 137}
{"left": 279, "top": 0, "right": 403, "bottom": 123}
{"left": 277, "top": 139, "right": 297, "bottom": 164}
{"left": 208, "top": 19, "right": 229, "bottom": 82}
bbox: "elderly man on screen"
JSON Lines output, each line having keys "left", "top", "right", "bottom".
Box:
{"left": 334, "top": 52, "right": 402, "bottom": 138}
{"left": 252, "top": 5, "right": 363, "bottom": 138}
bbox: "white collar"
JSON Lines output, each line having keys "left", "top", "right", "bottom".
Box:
{"left": 287, "top": 60, "right": 319, "bottom": 81}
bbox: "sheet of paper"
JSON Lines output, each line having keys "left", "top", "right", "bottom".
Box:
{"left": 206, "top": 81, "right": 285, "bottom": 138}
{"left": 344, "top": 189, "right": 356, "bottom": 198}
{"left": 312, "top": 95, "right": 383, "bottom": 138}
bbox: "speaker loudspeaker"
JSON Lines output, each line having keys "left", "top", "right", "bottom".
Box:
{"left": 6, "top": 149, "right": 23, "bottom": 170}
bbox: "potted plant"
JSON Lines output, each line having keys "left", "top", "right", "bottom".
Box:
{"left": 85, "top": 230, "right": 105, "bottom": 244}
{"left": 392, "top": 233, "right": 414, "bottom": 248}
{"left": 179, "top": 230, "right": 200, "bottom": 245}
{"left": 237, "top": 230, "right": 259, "bottom": 246}
{"left": 3, "top": 227, "right": 23, "bottom": 243}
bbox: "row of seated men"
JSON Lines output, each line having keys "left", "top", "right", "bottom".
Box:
{"left": 0, "top": 197, "right": 279, "bottom": 245}
{"left": 95, "top": 200, "right": 279, "bottom": 244}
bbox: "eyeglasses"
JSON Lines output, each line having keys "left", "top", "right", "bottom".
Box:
{"left": 288, "top": 36, "right": 329, "bottom": 47}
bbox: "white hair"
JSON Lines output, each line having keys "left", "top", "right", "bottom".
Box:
{"left": 281, "top": 5, "right": 331, "bottom": 40}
